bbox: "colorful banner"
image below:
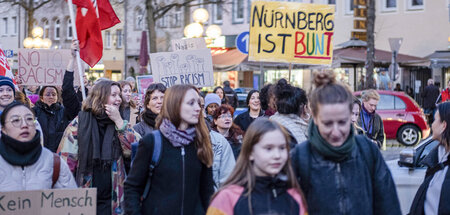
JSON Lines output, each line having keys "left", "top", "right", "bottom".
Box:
{"left": 18, "top": 49, "right": 81, "bottom": 86}
{"left": 150, "top": 49, "right": 214, "bottom": 88}
{"left": 249, "top": 1, "right": 335, "bottom": 65}
{"left": 0, "top": 188, "right": 96, "bottom": 215}
{"left": 136, "top": 75, "right": 154, "bottom": 96}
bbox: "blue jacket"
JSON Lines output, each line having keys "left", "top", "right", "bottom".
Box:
{"left": 291, "top": 135, "right": 401, "bottom": 215}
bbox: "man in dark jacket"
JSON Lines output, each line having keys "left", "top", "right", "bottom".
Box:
{"left": 223, "top": 81, "right": 238, "bottom": 110}
{"left": 357, "top": 89, "right": 385, "bottom": 148}
{"left": 422, "top": 79, "right": 440, "bottom": 123}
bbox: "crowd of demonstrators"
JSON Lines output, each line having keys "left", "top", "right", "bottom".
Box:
{"left": 270, "top": 79, "right": 309, "bottom": 146}
{"left": 124, "top": 85, "right": 214, "bottom": 215}
{"left": 0, "top": 102, "right": 77, "bottom": 191}
{"left": 351, "top": 98, "right": 365, "bottom": 134}
{"left": 25, "top": 85, "right": 40, "bottom": 106}
{"left": 207, "top": 118, "right": 308, "bottom": 215}
{"left": 33, "top": 86, "right": 70, "bottom": 152}
{"left": 357, "top": 89, "right": 385, "bottom": 148}
{"left": 118, "top": 80, "right": 139, "bottom": 127}
{"left": 260, "top": 83, "right": 277, "bottom": 117}
{"left": 222, "top": 81, "right": 238, "bottom": 110}
{"left": 410, "top": 102, "right": 450, "bottom": 215}
{"left": 212, "top": 104, "right": 244, "bottom": 159}
{"left": 234, "top": 89, "right": 264, "bottom": 132}
{"left": 133, "top": 83, "right": 166, "bottom": 137}
{"left": 437, "top": 80, "right": 450, "bottom": 104}
{"left": 209, "top": 129, "right": 236, "bottom": 189}
{"left": 204, "top": 93, "right": 221, "bottom": 128}
{"left": 291, "top": 71, "right": 401, "bottom": 215}
{"left": 213, "top": 86, "right": 227, "bottom": 105}
{"left": 422, "top": 78, "right": 441, "bottom": 124}
{"left": 58, "top": 80, "right": 140, "bottom": 215}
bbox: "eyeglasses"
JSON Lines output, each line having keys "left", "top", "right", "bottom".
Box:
{"left": 6, "top": 115, "right": 36, "bottom": 128}
{"left": 219, "top": 113, "right": 232, "bottom": 119}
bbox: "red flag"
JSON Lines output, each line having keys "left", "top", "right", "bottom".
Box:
{"left": 74, "top": 0, "right": 103, "bottom": 67}
{"left": 0, "top": 48, "right": 17, "bottom": 86}
{"left": 97, "top": 0, "right": 120, "bottom": 30}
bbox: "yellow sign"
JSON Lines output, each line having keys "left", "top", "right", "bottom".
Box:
{"left": 249, "top": 1, "right": 335, "bottom": 65}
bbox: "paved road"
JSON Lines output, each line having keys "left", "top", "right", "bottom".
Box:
{"left": 381, "top": 139, "right": 413, "bottom": 161}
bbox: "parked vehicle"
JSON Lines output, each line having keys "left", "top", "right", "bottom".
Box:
{"left": 354, "top": 90, "right": 430, "bottom": 146}
{"left": 386, "top": 136, "right": 438, "bottom": 214}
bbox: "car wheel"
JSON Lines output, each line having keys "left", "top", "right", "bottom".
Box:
{"left": 397, "top": 125, "right": 421, "bottom": 146}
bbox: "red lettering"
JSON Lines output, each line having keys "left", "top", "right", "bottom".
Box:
{"left": 324, "top": 32, "right": 333, "bottom": 56}
{"left": 295, "top": 32, "right": 306, "bottom": 55}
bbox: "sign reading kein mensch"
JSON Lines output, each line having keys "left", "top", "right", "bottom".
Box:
{"left": 249, "top": 1, "right": 335, "bottom": 65}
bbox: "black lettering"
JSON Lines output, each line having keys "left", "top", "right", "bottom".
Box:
{"left": 277, "top": 34, "right": 292, "bottom": 54}
{"left": 54, "top": 197, "right": 63, "bottom": 208}
{"left": 308, "top": 13, "right": 316, "bottom": 30}
{"left": 324, "top": 13, "right": 334, "bottom": 30}
{"left": 22, "top": 199, "right": 30, "bottom": 210}
{"left": 285, "top": 12, "right": 295, "bottom": 29}
{"left": 297, "top": 11, "right": 307, "bottom": 30}
{"left": 316, "top": 12, "right": 324, "bottom": 31}
{"left": 7, "top": 200, "right": 16, "bottom": 211}
{"left": 197, "top": 73, "right": 205, "bottom": 85}
{"left": 84, "top": 190, "right": 92, "bottom": 206}
{"left": 251, "top": 5, "right": 264, "bottom": 27}
{"left": 62, "top": 197, "right": 70, "bottom": 207}
{"left": 263, "top": 10, "right": 274, "bottom": 27}
{"left": 41, "top": 192, "right": 54, "bottom": 207}
{"left": 0, "top": 196, "right": 5, "bottom": 211}
{"left": 263, "top": 34, "right": 276, "bottom": 53}
{"left": 275, "top": 12, "right": 283, "bottom": 28}
{"left": 258, "top": 34, "right": 262, "bottom": 53}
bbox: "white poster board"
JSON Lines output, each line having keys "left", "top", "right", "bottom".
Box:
{"left": 18, "top": 49, "right": 81, "bottom": 86}
{"left": 150, "top": 49, "right": 214, "bottom": 88}
{"left": 171, "top": 38, "right": 207, "bottom": 51}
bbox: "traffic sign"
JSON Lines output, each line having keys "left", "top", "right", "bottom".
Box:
{"left": 236, "top": 31, "right": 249, "bottom": 54}
{"left": 3, "top": 49, "right": 13, "bottom": 58}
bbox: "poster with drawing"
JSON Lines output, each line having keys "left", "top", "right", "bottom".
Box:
{"left": 150, "top": 49, "right": 214, "bottom": 88}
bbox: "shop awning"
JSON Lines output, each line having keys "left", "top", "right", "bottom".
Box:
{"left": 211, "top": 48, "right": 248, "bottom": 72}
{"left": 428, "top": 50, "right": 450, "bottom": 68}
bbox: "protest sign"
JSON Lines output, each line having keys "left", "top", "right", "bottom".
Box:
{"left": 0, "top": 188, "right": 96, "bottom": 215}
{"left": 150, "top": 49, "right": 214, "bottom": 88}
{"left": 171, "top": 38, "right": 207, "bottom": 51}
{"left": 136, "top": 75, "right": 154, "bottom": 96}
{"left": 249, "top": 1, "right": 335, "bottom": 65}
{"left": 18, "top": 49, "right": 81, "bottom": 86}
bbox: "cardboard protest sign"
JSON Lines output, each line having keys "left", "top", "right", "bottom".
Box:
{"left": 0, "top": 188, "right": 96, "bottom": 215}
{"left": 171, "top": 38, "right": 207, "bottom": 51}
{"left": 18, "top": 49, "right": 81, "bottom": 86}
{"left": 249, "top": 1, "right": 335, "bottom": 65}
{"left": 150, "top": 49, "right": 214, "bottom": 88}
{"left": 136, "top": 75, "right": 154, "bottom": 96}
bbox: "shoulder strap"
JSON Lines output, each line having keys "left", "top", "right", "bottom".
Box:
{"left": 52, "top": 153, "right": 61, "bottom": 188}
{"left": 355, "top": 135, "right": 375, "bottom": 178}
{"left": 295, "top": 141, "right": 311, "bottom": 195}
{"left": 142, "top": 130, "right": 163, "bottom": 199}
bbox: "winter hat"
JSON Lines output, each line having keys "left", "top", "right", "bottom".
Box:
{"left": 204, "top": 93, "right": 221, "bottom": 110}
{"left": 0, "top": 76, "right": 15, "bottom": 95}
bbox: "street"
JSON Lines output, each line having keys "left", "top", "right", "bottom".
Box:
{"left": 381, "top": 139, "right": 411, "bottom": 161}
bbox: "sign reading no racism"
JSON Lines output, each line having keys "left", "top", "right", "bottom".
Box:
{"left": 150, "top": 49, "right": 214, "bottom": 88}
{"left": 0, "top": 188, "right": 96, "bottom": 215}
{"left": 249, "top": 1, "right": 335, "bottom": 65}
{"left": 18, "top": 49, "right": 81, "bottom": 86}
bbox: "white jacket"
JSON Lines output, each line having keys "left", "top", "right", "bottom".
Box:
{"left": 0, "top": 147, "right": 77, "bottom": 191}
{"left": 210, "top": 131, "right": 236, "bottom": 189}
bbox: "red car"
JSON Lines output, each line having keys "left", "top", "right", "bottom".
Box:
{"left": 354, "top": 90, "right": 430, "bottom": 146}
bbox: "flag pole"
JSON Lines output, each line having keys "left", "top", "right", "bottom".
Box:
{"left": 67, "top": 0, "right": 87, "bottom": 100}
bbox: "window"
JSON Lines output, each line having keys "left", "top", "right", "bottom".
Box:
{"left": 66, "top": 18, "right": 73, "bottom": 40}
{"left": 105, "top": 31, "right": 111, "bottom": 49}
{"left": 54, "top": 19, "right": 60, "bottom": 40}
{"left": 377, "top": 95, "right": 395, "bottom": 110}
{"left": 172, "top": 7, "right": 182, "bottom": 27}
{"left": 382, "top": 0, "right": 397, "bottom": 11}
{"left": 159, "top": 15, "right": 168, "bottom": 28}
{"left": 407, "top": 0, "right": 424, "bottom": 10}
{"left": 394, "top": 96, "right": 406, "bottom": 109}
{"left": 11, "top": 17, "right": 17, "bottom": 35}
{"left": 43, "top": 19, "right": 50, "bottom": 38}
{"left": 233, "top": 0, "right": 245, "bottom": 23}
{"left": 213, "top": 3, "right": 223, "bottom": 24}
{"left": 345, "top": 0, "right": 354, "bottom": 15}
{"left": 135, "top": 7, "right": 144, "bottom": 30}
{"left": 116, "top": 29, "right": 123, "bottom": 48}
{"left": 2, "top": 18, "right": 7, "bottom": 35}
{"left": 328, "top": 0, "right": 336, "bottom": 4}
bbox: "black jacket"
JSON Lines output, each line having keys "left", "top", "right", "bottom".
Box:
{"left": 421, "top": 84, "right": 440, "bottom": 109}
{"left": 233, "top": 110, "right": 264, "bottom": 132}
{"left": 223, "top": 86, "right": 238, "bottom": 109}
{"left": 357, "top": 109, "right": 385, "bottom": 147}
{"left": 33, "top": 101, "right": 69, "bottom": 152}
{"left": 124, "top": 132, "right": 214, "bottom": 215}
{"left": 62, "top": 71, "right": 88, "bottom": 121}
{"left": 291, "top": 136, "right": 401, "bottom": 215}
{"left": 409, "top": 146, "right": 450, "bottom": 215}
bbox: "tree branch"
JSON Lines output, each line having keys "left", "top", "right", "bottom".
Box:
{"left": 0, "top": 0, "right": 29, "bottom": 10}
{"left": 153, "top": 0, "right": 227, "bottom": 21}
{"left": 34, "top": 0, "right": 51, "bottom": 10}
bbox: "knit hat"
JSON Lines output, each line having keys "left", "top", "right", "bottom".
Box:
{"left": 204, "top": 93, "right": 221, "bottom": 110}
{"left": 0, "top": 76, "right": 15, "bottom": 95}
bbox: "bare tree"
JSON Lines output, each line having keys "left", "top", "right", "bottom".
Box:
{"left": 0, "top": 0, "right": 52, "bottom": 37}
{"left": 365, "top": 0, "right": 375, "bottom": 89}
{"left": 145, "top": 0, "right": 227, "bottom": 53}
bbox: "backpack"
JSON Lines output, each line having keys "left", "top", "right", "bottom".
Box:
{"left": 52, "top": 153, "right": 61, "bottom": 188}
{"left": 131, "top": 130, "right": 163, "bottom": 200}
{"left": 295, "top": 135, "right": 375, "bottom": 195}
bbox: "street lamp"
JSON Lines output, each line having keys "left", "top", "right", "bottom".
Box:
{"left": 184, "top": 8, "right": 222, "bottom": 42}
{"left": 23, "top": 26, "right": 52, "bottom": 49}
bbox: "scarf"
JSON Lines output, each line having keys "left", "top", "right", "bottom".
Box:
{"left": 77, "top": 111, "right": 121, "bottom": 184}
{"left": 309, "top": 120, "right": 355, "bottom": 162}
{"left": 264, "top": 108, "right": 276, "bottom": 117}
{"left": 159, "top": 118, "right": 196, "bottom": 147}
{"left": 142, "top": 109, "right": 158, "bottom": 128}
{"left": 36, "top": 101, "right": 62, "bottom": 114}
{"left": 360, "top": 104, "right": 374, "bottom": 134}
{"left": 0, "top": 131, "right": 41, "bottom": 166}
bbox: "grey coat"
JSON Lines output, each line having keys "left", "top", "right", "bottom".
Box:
{"left": 133, "top": 121, "right": 154, "bottom": 137}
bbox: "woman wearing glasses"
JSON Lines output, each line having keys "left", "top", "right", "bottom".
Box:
{"left": 0, "top": 102, "right": 76, "bottom": 191}
{"left": 212, "top": 104, "right": 244, "bottom": 159}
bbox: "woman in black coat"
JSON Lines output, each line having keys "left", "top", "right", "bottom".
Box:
{"left": 33, "top": 86, "right": 69, "bottom": 152}
{"left": 233, "top": 90, "right": 264, "bottom": 132}
{"left": 125, "top": 84, "right": 214, "bottom": 215}
{"left": 409, "top": 102, "right": 450, "bottom": 215}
